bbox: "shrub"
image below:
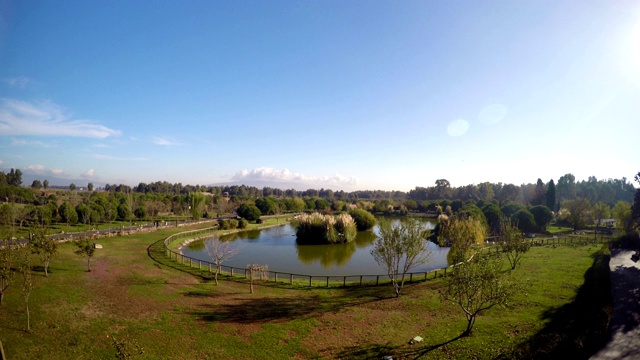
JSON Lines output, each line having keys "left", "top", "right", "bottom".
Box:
{"left": 238, "top": 218, "right": 248, "bottom": 229}
{"left": 349, "top": 208, "right": 377, "bottom": 231}
{"left": 294, "top": 212, "right": 357, "bottom": 244}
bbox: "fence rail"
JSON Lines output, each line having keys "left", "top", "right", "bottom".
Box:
{"left": 163, "top": 228, "right": 610, "bottom": 288}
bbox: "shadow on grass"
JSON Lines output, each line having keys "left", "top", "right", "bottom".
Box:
{"left": 497, "top": 247, "right": 613, "bottom": 360}
{"left": 334, "top": 334, "right": 465, "bottom": 360}
{"left": 185, "top": 285, "right": 393, "bottom": 324}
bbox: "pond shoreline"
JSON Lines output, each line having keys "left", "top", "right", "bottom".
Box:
{"left": 177, "top": 222, "right": 291, "bottom": 254}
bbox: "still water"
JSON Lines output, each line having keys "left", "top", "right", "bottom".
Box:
{"left": 181, "top": 218, "right": 449, "bottom": 276}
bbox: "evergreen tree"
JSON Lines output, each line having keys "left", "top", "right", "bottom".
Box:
{"left": 546, "top": 179, "right": 556, "bottom": 211}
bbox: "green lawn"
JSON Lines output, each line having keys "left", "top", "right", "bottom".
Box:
{"left": 0, "top": 224, "right": 612, "bottom": 359}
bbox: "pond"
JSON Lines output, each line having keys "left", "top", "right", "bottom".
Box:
{"left": 181, "top": 217, "right": 450, "bottom": 277}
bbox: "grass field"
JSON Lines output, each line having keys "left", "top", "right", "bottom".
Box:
{"left": 0, "top": 223, "right": 612, "bottom": 359}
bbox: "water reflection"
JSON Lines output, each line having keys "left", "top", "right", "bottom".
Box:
{"left": 296, "top": 241, "right": 357, "bottom": 267}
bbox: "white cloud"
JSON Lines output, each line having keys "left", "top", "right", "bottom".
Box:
{"left": 2, "top": 77, "right": 32, "bottom": 89}
{"left": 11, "top": 138, "right": 53, "bottom": 147}
{"left": 232, "top": 167, "right": 359, "bottom": 189}
{"left": 90, "top": 154, "right": 146, "bottom": 161}
{"left": 81, "top": 169, "right": 95, "bottom": 179}
{"left": 447, "top": 119, "right": 469, "bottom": 137}
{"left": 152, "top": 136, "right": 180, "bottom": 146}
{"left": 0, "top": 98, "right": 121, "bottom": 138}
{"left": 25, "top": 164, "right": 65, "bottom": 177}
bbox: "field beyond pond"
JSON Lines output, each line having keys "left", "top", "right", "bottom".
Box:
{"left": 0, "top": 224, "right": 612, "bottom": 359}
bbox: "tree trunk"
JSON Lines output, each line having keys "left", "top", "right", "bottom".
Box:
{"left": 87, "top": 257, "right": 91, "bottom": 272}
{"left": 25, "top": 301, "right": 30, "bottom": 331}
{"left": 44, "top": 260, "right": 49, "bottom": 277}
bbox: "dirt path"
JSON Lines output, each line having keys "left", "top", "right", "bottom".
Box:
{"left": 591, "top": 249, "right": 640, "bottom": 359}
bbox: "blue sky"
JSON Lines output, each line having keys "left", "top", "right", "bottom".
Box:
{"left": 1, "top": 1, "right": 638, "bottom": 191}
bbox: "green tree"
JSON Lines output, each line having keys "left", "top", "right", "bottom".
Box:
{"left": 69, "top": 183, "right": 77, "bottom": 191}
{"left": 348, "top": 208, "right": 377, "bottom": 231}
{"left": 631, "top": 172, "right": 640, "bottom": 231}
{"left": 237, "top": 204, "right": 261, "bottom": 222}
{"left": 529, "top": 205, "right": 553, "bottom": 232}
{"left": 87, "top": 182, "right": 94, "bottom": 191}
{"left": 438, "top": 216, "right": 486, "bottom": 264}
{"left": 442, "top": 250, "right": 518, "bottom": 336}
{"left": 592, "top": 202, "right": 611, "bottom": 239}
{"left": 612, "top": 201, "right": 632, "bottom": 233}
{"left": 76, "top": 204, "right": 92, "bottom": 225}
{"left": 546, "top": 179, "right": 556, "bottom": 210}
{"left": 511, "top": 209, "right": 537, "bottom": 233}
{"left": 59, "top": 202, "right": 78, "bottom": 227}
{"left": 557, "top": 173, "right": 576, "bottom": 203}
{"left": 43, "top": 179, "right": 49, "bottom": 189}
{"left": 29, "top": 225, "right": 57, "bottom": 277}
{"left": 73, "top": 239, "right": 96, "bottom": 272}
{"left": 31, "top": 180, "right": 42, "bottom": 190}
{"left": 482, "top": 203, "right": 503, "bottom": 235}
{"left": 0, "top": 233, "right": 17, "bottom": 304}
{"left": 564, "top": 198, "right": 592, "bottom": 231}
{"left": 371, "top": 219, "right": 431, "bottom": 297}
{"left": 7, "top": 168, "right": 23, "bottom": 187}
{"left": 255, "top": 197, "right": 277, "bottom": 215}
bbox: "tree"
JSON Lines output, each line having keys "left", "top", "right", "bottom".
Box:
{"left": 59, "top": 202, "right": 79, "bottom": 227}
{"left": 237, "top": 204, "right": 261, "bottom": 222}
{"left": 529, "top": 205, "right": 553, "bottom": 232}
{"left": 498, "top": 217, "right": 530, "bottom": 270}
{"left": 592, "top": 202, "right": 611, "bottom": 239}
{"left": 29, "top": 225, "right": 57, "bottom": 277}
{"left": 31, "top": 180, "right": 42, "bottom": 190}
{"left": 631, "top": 172, "right": 640, "bottom": 231}
{"left": 557, "top": 173, "right": 576, "bottom": 203}
{"left": 69, "top": 183, "right": 77, "bottom": 191}
{"left": 76, "top": 203, "right": 92, "bottom": 225}
{"left": 74, "top": 239, "right": 96, "bottom": 272}
{"left": 530, "top": 178, "right": 546, "bottom": 206}
{"left": 564, "top": 198, "right": 592, "bottom": 231}
{"left": 438, "top": 216, "right": 486, "bottom": 264}
{"left": 246, "top": 264, "right": 268, "bottom": 294}
{"left": 546, "top": 179, "right": 556, "bottom": 210}
{"left": 43, "top": 179, "right": 49, "bottom": 189}
{"left": 0, "top": 233, "right": 17, "bottom": 304}
{"left": 255, "top": 197, "right": 277, "bottom": 215}
{"left": 371, "top": 219, "right": 431, "bottom": 297}
{"left": 348, "top": 208, "right": 377, "bottom": 231}
{"left": 442, "top": 251, "right": 518, "bottom": 336}
{"left": 511, "top": 209, "right": 537, "bottom": 234}
{"left": 20, "top": 249, "right": 33, "bottom": 332}
{"left": 612, "top": 201, "right": 632, "bottom": 233}
{"left": 7, "top": 168, "right": 23, "bottom": 187}
{"left": 482, "top": 203, "right": 503, "bottom": 236}
{"left": 205, "top": 237, "right": 239, "bottom": 285}
{"left": 87, "top": 182, "right": 94, "bottom": 191}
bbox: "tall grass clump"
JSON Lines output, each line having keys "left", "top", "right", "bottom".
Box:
{"left": 294, "top": 212, "right": 357, "bottom": 244}
{"left": 348, "top": 208, "right": 377, "bottom": 231}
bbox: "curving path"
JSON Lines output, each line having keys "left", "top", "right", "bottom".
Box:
{"left": 591, "top": 249, "right": 640, "bottom": 359}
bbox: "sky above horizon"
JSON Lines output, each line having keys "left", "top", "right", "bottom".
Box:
{"left": 1, "top": 1, "right": 639, "bottom": 191}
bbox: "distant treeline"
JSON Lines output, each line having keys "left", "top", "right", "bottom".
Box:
{"left": 1, "top": 169, "right": 636, "bottom": 208}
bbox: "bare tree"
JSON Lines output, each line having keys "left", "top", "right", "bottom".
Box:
{"left": 205, "top": 237, "right": 239, "bottom": 285}
{"left": 371, "top": 219, "right": 431, "bottom": 297}
{"left": 20, "top": 249, "right": 33, "bottom": 332}
{"left": 498, "top": 217, "right": 530, "bottom": 270}
{"left": 246, "top": 264, "right": 268, "bottom": 294}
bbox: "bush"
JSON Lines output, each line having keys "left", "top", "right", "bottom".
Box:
{"left": 349, "top": 208, "right": 377, "bottom": 231}
{"left": 294, "top": 212, "right": 357, "bottom": 244}
{"left": 237, "top": 204, "right": 261, "bottom": 221}
{"left": 238, "top": 218, "right": 248, "bottom": 229}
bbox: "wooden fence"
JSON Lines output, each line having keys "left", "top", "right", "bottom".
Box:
{"left": 163, "top": 228, "right": 610, "bottom": 288}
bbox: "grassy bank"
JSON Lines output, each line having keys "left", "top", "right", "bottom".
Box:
{"left": 0, "top": 223, "right": 611, "bottom": 359}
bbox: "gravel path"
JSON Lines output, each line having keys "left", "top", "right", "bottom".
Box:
{"left": 591, "top": 249, "right": 640, "bottom": 359}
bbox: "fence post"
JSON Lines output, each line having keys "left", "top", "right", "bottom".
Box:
{"left": 275, "top": 272, "right": 278, "bottom": 283}
{"left": 290, "top": 274, "right": 293, "bottom": 285}
{"left": 360, "top": 276, "right": 363, "bottom": 286}
{"left": 444, "top": 268, "right": 447, "bottom": 277}
{"left": 376, "top": 275, "right": 379, "bottom": 285}
{"left": 198, "top": 261, "right": 201, "bottom": 270}
{"left": 309, "top": 276, "right": 312, "bottom": 287}
{"left": 326, "top": 277, "right": 329, "bottom": 287}
{"left": 343, "top": 276, "right": 346, "bottom": 287}
{"left": 410, "top": 273, "right": 413, "bottom": 282}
